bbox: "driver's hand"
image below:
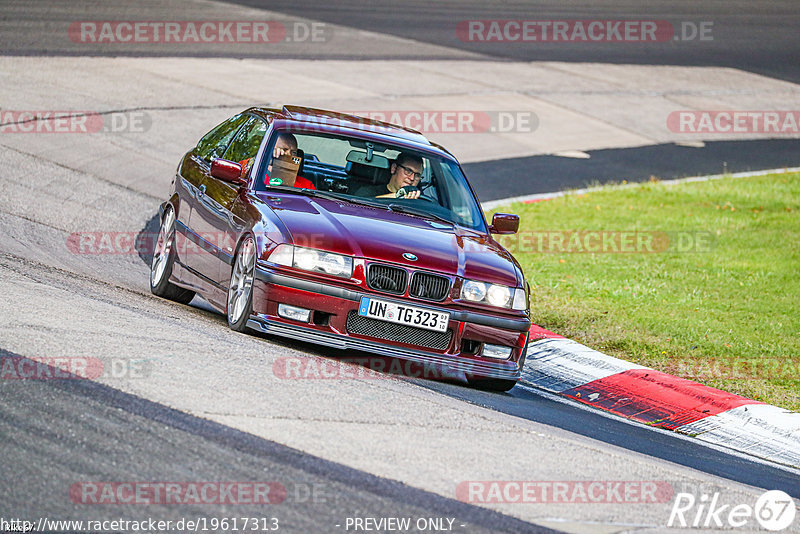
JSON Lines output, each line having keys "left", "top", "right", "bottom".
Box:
{"left": 394, "top": 186, "right": 422, "bottom": 199}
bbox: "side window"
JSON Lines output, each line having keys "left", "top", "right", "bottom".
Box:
{"left": 438, "top": 161, "right": 478, "bottom": 227}
{"left": 196, "top": 113, "right": 249, "bottom": 162}
{"left": 223, "top": 117, "right": 268, "bottom": 176}
{"left": 419, "top": 159, "right": 441, "bottom": 205}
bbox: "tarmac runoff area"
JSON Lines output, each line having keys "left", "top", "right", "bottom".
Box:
{"left": 1, "top": 55, "right": 799, "bottom": 199}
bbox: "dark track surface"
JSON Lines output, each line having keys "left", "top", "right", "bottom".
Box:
{"left": 230, "top": 0, "right": 800, "bottom": 83}
{"left": 0, "top": 350, "right": 557, "bottom": 533}
{"left": 4, "top": 1, "right": 800, "bottom": 84}
{"left": 464, "top": 139, "right": 800, "bottom": 201}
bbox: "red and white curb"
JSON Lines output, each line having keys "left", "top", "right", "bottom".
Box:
{"left": 521, "top": 326, "right": 800, "bottom": 470}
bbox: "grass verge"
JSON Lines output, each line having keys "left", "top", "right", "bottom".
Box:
{"left": 490, "top": 172, "right": 800, "bottom": 411}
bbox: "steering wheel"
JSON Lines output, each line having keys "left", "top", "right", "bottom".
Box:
{"left": 395, "top": 185, "right": 434, "bottom": 202}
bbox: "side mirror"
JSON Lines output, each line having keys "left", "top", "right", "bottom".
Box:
{"left": 210, "top": 159, "right": 246, "bottom": 186}
{"left": 489, "top": 213, "right": 519, "bottom": 234}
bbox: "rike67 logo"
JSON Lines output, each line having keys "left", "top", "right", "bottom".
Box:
{"left": 669, "top": 490, "right": 796, "bottom": 531}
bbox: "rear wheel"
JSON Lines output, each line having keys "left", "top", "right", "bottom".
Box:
{"left": 150, "top": 207, "right": 195, "bottom": 304}
{"left": 227, "top": 236, "right": 256, "bottom": 332}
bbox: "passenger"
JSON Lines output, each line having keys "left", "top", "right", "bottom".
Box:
{"left": 264, "top": 132, "right": 316, "bottom": 189}
{"left": 354, "top": 152, "right": 423, "bottom": 199}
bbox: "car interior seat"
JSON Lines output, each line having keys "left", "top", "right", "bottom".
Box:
{"left": 296, "top": 148, "right": 305, "bottom": 177}
{"left": 346, "top": 161, "right": 390, "bottom": 186}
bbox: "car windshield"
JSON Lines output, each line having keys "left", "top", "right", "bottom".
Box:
{"left": 254, "top": 129, "right": 486, "bottom": 231}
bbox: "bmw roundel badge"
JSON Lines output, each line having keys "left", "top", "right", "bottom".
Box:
{"left": 403, "top": 252, "right": 418, "bottom": 261}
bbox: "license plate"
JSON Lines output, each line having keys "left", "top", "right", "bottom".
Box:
{"left": 358, "top": 297, "right": 449, "bottom": 333}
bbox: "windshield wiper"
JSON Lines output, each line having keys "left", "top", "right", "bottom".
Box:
{"left": 330, "top": 194, "right": 388, "bottom": 210}
{"left": 268, "top": 187, "right": 390, "bottom": 210}
{"left": 266, "top": 187, "right": 350, "bottom": 202}
{"left": 387, "top": 203, "right": 455, "bottom": 226}
{"left": 314, "top": 191, "right": 390, "bottom": 210}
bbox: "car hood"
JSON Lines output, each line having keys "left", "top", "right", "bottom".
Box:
{"left": 258, "top": 193, "right": 521, "bottom": 287}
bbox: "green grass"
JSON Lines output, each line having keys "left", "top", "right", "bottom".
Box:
{"left": 489, "top": 172, "right": 800, "bottom": 411}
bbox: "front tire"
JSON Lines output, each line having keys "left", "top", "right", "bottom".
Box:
{"left": 150, "top": 206, "right": 195, "bottom": 304}
{"left": 227, "top": 236, "right": 256, "bottom": 332}
{"left": 467, "top": 341, "right": 528, "bottom": 392}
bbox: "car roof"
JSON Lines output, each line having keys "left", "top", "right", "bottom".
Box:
{"left": 247, "top": 105, "right": 455, "bottom": 159}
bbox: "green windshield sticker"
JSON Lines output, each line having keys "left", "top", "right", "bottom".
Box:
{"left": 268, "top": 177, "right": 283, "bottom": 186}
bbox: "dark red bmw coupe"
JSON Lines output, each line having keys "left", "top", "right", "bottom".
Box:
{"left": 151, "top": 106, "right": 530, "bottom": 390}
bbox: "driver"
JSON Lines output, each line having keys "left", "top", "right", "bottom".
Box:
{"left": 354, "top": 152, "right": 423, "bottom": 199}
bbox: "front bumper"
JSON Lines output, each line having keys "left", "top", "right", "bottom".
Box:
{"left": 252, "top": 265, "right": 529, "bottom": 381}
{"left": 247, "top": 314, "right": 521, "bottom": 380}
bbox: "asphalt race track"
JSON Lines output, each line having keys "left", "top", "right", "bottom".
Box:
{"left": 9, "top": 0, "right": 800, "bottom": 83}
{"left": 3, "top": 1, "right": 799, "bottom": 198}
{"left": 0, "top": 347, "right": 554, "bottom": 534}
{"left": 227, "top": 0, "right": 800, "bottom": 83}
{"left": 465, "top": 138, "right": 800, "bottom": 201}
{"left": 1, "top": 1, "right": 799, "bottom": 533}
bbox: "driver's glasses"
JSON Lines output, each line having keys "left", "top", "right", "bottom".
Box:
{"left": 397, "top": 163, "right": 422, "bottom": 180}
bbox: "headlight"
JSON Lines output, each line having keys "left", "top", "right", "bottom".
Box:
{"left": 461, "top": 280, "right": 487, "bottom": 302}
{"left": 294, "top": 247, "right": 319, "bottom": 271}
{"left": 461, "top": 279, "right": 527, "bottom": 310}
{"left": 269, "top": 244, "right": 353, "bottom": 278}
{"left": 487, "top": 284, "right": 511, "bottom": 307}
